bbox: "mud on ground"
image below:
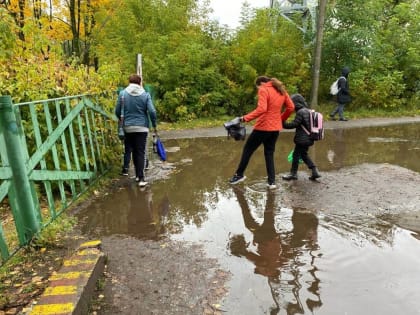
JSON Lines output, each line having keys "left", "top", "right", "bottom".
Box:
{"left": 97, "top": 236, "right": 230, "bottom": 315}
{"left": 281, "top": 163, "right": 420, "bottom": 227}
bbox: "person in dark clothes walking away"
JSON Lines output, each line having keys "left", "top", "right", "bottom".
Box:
{"left": 229, "top": 76, "right": 295, "bottom": 189}
{"left": 115, "top": 74, "right": 157, "bottom": 187}
{"left": 282, "top": 94, "right": 321, "bottom": 181}
{"left": 330, "top": 67, "right": 351, "bottom": 121}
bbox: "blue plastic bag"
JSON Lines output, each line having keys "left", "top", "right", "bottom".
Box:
{"left": 156, "top": 137, "right": 167, "bottom": 161}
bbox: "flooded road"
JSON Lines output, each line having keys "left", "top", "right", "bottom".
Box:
{"left": 78, "top": 122, "right": 420, "bottom": 315}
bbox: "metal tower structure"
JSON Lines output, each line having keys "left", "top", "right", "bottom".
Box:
{"left": 270, "top": 0, "right": 318, "bottom": 34}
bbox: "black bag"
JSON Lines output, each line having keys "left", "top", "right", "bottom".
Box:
{"left": 223, "top": 119, "right": 246, "bottom": 141}
{"left": 118, "top": 121, "right": 125, "bottom": 140}
{"left": 117, "top": 92, "right": 125, "bottom": 140}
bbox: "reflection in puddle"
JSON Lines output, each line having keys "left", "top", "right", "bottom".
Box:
{"left": 172, "top": 187, "right": 420, "bottom": 314}
{"left": 367, "top": 137, "right": 409, "bottom": 143}
{"left": 228, "top": 187, "right": 321, "bottom": 314}
{"left": 78, "top": 123, "right": 420, "bottom": 314}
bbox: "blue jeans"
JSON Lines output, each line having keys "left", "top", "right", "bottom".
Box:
{"left": 331, "top": 103, "right": 345, "bottom": 119}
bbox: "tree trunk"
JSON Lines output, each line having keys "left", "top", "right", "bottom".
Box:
{"left": 69, "top": 0, "right": 81, "bottom": 58}
{"left": 310, "top": 0, "right": 327, "bottom": 108}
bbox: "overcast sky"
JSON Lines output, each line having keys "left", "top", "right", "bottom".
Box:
{"left": 208, "top": 0, "right": 269, "bottom": 29}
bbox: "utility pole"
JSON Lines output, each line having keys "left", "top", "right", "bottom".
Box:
{"left": 269, "top": 1, "right": 327, "bottom": 107}
{"left": 310, "top": 0, "right": 327, "bottom": 108}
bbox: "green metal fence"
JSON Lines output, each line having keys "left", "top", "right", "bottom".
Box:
{"left": 0, "top": 94, "right": 119, "bottom": 265}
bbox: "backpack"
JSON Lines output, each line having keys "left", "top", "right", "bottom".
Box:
{"left": 302, "top": 109, "right": 324, "bottom": 141}
{"left": 330, "top": 76, "right": 345, "bottom": 95}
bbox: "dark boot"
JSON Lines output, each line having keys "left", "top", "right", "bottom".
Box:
{"left": 282, "top": 171, "right": 298, "bottom": 180}
{"left": 309, "top": 167, "right": 321, "bottom": 180}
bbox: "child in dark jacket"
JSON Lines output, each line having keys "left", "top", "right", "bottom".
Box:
{"left": 282, "top": 94, "right": 321, "bottom": 181}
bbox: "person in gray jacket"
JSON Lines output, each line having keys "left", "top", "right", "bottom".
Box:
{"left": 115, "top": 74, "right": 157, "bottom": 187}
{"left": 282, "top": 94, "right": 320, "bottom": 181}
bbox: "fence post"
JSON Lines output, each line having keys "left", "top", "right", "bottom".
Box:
{"left": 0, "top": 95, "right": 40, "bottom": 244}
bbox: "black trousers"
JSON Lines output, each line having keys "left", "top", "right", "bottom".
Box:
{"left": 124, "top": 132, "right": 148, "bottom": 180}
{"left": 235, "top": 130, "right": 279, "bottom": 184}
{"left": 291, "top": 143, "right": 315, "bottom": 172}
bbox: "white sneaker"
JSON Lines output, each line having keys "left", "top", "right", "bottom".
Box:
{"left": 138, "top": 180, "right": 148, "bottom": 187}
{"left": 267, "top": 183, "right": 277, "bottom": 189}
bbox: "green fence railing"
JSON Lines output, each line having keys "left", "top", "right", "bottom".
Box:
{"left": 0, "top": 94, "right": 120, "bottom": 265}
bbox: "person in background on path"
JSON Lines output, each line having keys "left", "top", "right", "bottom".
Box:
{"left": 115, "top": 74, "right": 157, "bottom": 187}
{"left": 282, "top": 94, "right": 321, "bottom": 181}
{"left": 229, "top": 76, "right": 295, "bottom": 189}
{"left": 330, "top": 67, "right": 351, "bottom": 121}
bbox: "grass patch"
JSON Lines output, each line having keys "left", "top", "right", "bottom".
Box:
{"left": 31, "top": 215, "right": 77, "bottom": 249}
{"left": 157, "top": 115, "right": 232, "bottom": 130}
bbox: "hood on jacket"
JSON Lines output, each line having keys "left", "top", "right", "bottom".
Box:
{"left": 291, "top": 94, "right": 309, "bottom": 111}
{"left": 341, "top": 66, "right": 350, "bottom": 78}
{"left": 125, "top": 83, "right": 146, "bottom": 96}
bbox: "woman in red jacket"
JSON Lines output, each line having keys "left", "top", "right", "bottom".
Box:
{"left": 229, "top": 76, "right": 295, "bottom": 189}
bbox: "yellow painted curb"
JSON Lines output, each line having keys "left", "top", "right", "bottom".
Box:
{"left": 43, "top": 285, "right": 77, "bottom": 296}
{"left": 50, "top": 271, "right": 90, "bottom": 281}
{"left": 27, "top": 240, "right": 106, "bottom": 315}
{"left": 31, "top": 303, "right": 74, "bottom": 315}
{"left": 79, "top": 240, "right": 101, "bottom": 249}
{"left": 63, "top": 259, "right": 97, "bottom": 267}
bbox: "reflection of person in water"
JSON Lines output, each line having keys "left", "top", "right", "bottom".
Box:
{"left": 229, "top": 187, "right": 322, "bottom": 314}
{"left": 327, "top": 128, "right": 346, "bottom": 169}
{"left": 230, "top": 188, "right": 283, "bottom": 278}
{"left": 126, "top": 187, "right": 170, "bottom": 239}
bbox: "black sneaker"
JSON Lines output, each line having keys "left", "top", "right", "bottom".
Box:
{"left": 329, "top": 114, "right": 336, "bottom": 121}
{"left": 282, "top": 173, "right": 298, "bottom": 180}
{"left": 339, "top": 118, "right": 348, "bottom": 121}
{"left": 229, "top": 174, "right": 246, "bottom": 184}
{"left": 121, "top": 168, "right": 129, "bottom": 176}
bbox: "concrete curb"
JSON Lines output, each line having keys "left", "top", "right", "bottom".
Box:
{"left": 27, "top": 240, "right": 105, "bottom": 315}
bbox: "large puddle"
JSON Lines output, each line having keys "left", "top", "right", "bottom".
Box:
{"left": 78, "top": 123, "right": 420, "bottom": 314}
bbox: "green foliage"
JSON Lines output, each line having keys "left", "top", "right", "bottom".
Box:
{"left": 321, "top": 0, "right": 420, "bottom": 111}
{"left": 351, "top": 69, "right": 405, "bottom": 110}
{"left": 0, "top": 8, "right": 16, "bottom": 59}
{"left": 32, "top": 215, "right": 77, "bottom": 249}
{"left": 1, "top": 0, "right": 419, "bottom": 123}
